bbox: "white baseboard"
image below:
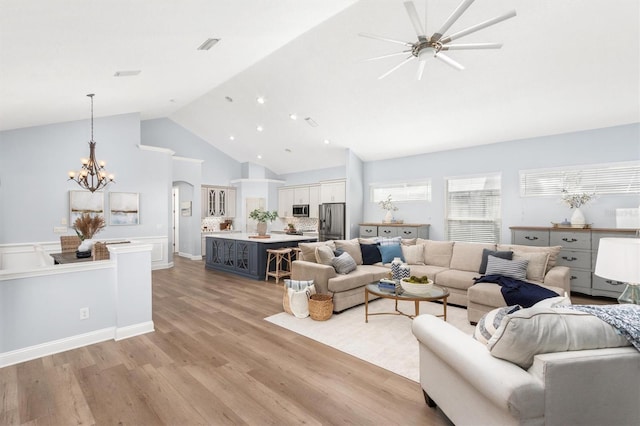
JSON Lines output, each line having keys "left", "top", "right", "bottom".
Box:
{"left": 0, "top": 327, "right": 114, "bottom": 368}
{"left": 115, "top": 321, "right": 155, "bottom": 341}
{"left": 178, "top": 252, "right": 202, "bottom": 261}
{"left": 0, "top": 321, "right": 156, "bottom": 368}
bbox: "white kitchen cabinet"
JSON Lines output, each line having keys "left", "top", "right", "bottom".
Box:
{"left": 293, "top": 187, "right": 310, "bottom": 204}
{"left": 202, "top": 186, "right": 236, "bottom": 218}
{"left": 309, "top": 185, "right": 320, "bottom": 218}
{"left": 320, "top": 180, "right": 346, "bottom": 203}
{"left": 278, "top": 188, "right": 295, "bottom": 218}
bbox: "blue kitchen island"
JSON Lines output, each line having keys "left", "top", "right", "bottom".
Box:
{"left": 204, "top": 233, "right": 317, "bottom": 280}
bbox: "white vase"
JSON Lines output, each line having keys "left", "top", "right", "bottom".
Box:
{"left": 384, "top": 210, "right": 393, "bottom": 223}
{"left": 570, "top": 208, "right": 586, "bottom": 226}
{"left": 391, "top": 257, "right": 402, "bottom": 280}
{"left": 78, "top": 239, "right": 94, "bottom": 252}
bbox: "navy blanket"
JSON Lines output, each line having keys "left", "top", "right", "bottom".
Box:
{"left": 474, "top": 274, "right": 559, "bottom": 307}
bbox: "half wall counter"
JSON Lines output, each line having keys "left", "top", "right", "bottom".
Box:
{"left": 205, "top": 233, "right": 317, "bottom": 280}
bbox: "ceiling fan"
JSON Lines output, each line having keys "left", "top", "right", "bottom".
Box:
{"left": 360, "top": 0, "right": 516, "bottom": 80}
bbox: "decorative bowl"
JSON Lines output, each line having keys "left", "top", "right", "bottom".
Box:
{"left": 400, "top": 278, "right": 434, "bottom": 296}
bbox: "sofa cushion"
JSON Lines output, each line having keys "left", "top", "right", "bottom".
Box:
{"left": 485, "top": 256, "right": 529, "bottom": 281}
{"left": 314, "top": 245, "right": 335, "bottom": 266}
{"left": 332, "top": 252, "right": 357, "bottom": 274}
{"left": 405, "top": 264, "right": 449, "bottom": 281}
{"left": 378, "top": 236, "right": 401, "bottom": 246}
{"left": 334, "top": 239, "right": 363, "bottom": 265}
{"left": 474, "top": 305, "right": 522, "bottom": 345}
{"left": 417, "top": 239, "right": 454, "bottom": 267}
{"left": 379, "top": 244, "right": 404, "bottom": 264}
{"left": 433, "top": 269, "right": 478, "bottom": 291}
{"left": 327, "top": 268, "right": 375, "bottom": 293}
{"left": 497, "top": 244, "right": 561, "bottom": 272}
{"left": 358, "top": 237, "right": 379, "bottom": 245}
{"left": 487, "top": 306, "right": 632, "bottom": 369}
{"left": 513, "top": 251, "right": 549, "bottom": 282}
{"left": 479, "top": 249, "right": 513, "bottom": 274}
{"left": 401, "top": 244, "right": 424, "bottom": 265}
{"left": 299, "top": 241, "right": 336, "bottom": 263}
{"left": 360, "top": 243, "right": 382, "bottom": 265}
{"left": 359, "top": 264, "right": 390, "bottom": 281}
{"left": 450, "top": 242, "right": 496, "bottom": 273}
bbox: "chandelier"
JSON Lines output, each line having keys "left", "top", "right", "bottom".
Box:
{"left": 67, "top": 94, "right": 115, "bottom": 192}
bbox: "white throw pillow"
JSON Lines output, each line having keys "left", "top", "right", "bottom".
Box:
{"left": 401, "top": 244, "right": 425, "bottom": 265}
{"left": 314, "top": 245, "right": 335, "bottom": 265}
{"left": 487, "top": 306, "right": 631, "bottom": 369}
{"left": 473, "top": 305, "right": 521, "bottom": 345}
{"left": 513, "top": 251, "right": 550, "bottom": 282}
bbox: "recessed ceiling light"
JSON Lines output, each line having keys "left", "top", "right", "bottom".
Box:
{"left": 229, "top": 135, "right": 235, "bottom": 141}
{"left": 324, "top": 139, "right": 330, "bottom": 145}
{"left": 114, "top": 70, "right": 141, "bottom": 77}
{"left": 256, "top": 125, "right": 263, "bottom": 132}
{"left": 305, "top": 117, "right": 318, "bottom": 127}
{"left": 257, "top": 154, "right": 262, "bottom": 159}
{"left": 256, "top": 97, "right": 265, "bottom": 104}
{"left": 289, "top": 113, "right": 297, "bottom": 120}
{"left": 197, "top": 38, "right": 220, "bottom": 50}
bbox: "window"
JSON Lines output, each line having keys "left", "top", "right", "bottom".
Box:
{"left": 370, "top": 180, "right": 431, "bottom": 203}
{"left": 520, "top": 161, "right": 640, "bottom": 197}
{"left": 446, "top": 174, "right": 501, "bottom": 243}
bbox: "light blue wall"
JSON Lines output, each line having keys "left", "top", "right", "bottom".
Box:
{"left": 141, "top": 118, "right": 242, "bottom": 185}
{"left": 363, "top": 123, "right": 640, "bottom": 242}
{"left": 0, "top": 113, "right": 171, "bottom": 244}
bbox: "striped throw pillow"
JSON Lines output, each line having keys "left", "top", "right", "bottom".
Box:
{"left": 331, "top": 252, "right": 357, "bottom": 274}
{"left": 485, "top": 255, "right": 529, "bottom": 281}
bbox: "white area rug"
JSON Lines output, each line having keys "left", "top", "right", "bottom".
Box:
{"left": 265, "top": 298, "right": 476, "bottom": 382}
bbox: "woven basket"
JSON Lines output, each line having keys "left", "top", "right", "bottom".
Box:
{"left": 308, "top": 294, "right": 333, "bottom": 321}
{"left": 92, "top": 242, "right": 110, "bottom": 260}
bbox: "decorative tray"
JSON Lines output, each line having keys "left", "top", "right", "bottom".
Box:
{"left": 248, "top": 235, "right": 271, "bottom": 239}
{"left": 551, "top": 223, "right": 592, "bottom": 229}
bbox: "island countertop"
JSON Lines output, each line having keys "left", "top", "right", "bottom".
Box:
{"left": 204, "top": 233, "right": 317, "bottom": 243}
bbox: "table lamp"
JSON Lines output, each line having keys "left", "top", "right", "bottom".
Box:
{"left": 595, "top": 238, "right": 640, "bottom": 304}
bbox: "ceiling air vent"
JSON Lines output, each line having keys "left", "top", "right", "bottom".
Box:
{"left": 304, "top": 117, "right": 318, "bottom": 127}
{"left": 197, "top": 38, "right": 220, "bottom": 50}
{"left": 114, "top": 70, "right": 141, "bottom": 77}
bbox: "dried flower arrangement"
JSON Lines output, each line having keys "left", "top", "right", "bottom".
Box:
{"left": 73, "top": 213, "right": 106, "bottom": 240}
{"left": 560, "top": 189, "right": 596, "bottom": 209}
{"left": 378, "top": 195, "right": 398, "bottom": 212}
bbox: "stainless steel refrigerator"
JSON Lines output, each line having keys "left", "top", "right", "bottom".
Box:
{"left": 318, "top": 203, "right": 346, "bottom": 241}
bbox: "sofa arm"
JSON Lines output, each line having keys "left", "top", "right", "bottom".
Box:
{"left": 412, "top": 315, "right": 544, "bottom": 419}
{"left": 543, "top": 266, "right": 570, "bottom": 295}
{"left": 291, "top": 260, "right": 336, "bottom": 294}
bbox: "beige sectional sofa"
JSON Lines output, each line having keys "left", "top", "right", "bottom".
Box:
{"left": 291, "top": 238, "right": 571, "bottom": 321}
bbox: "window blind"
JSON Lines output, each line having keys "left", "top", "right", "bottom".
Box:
{"left": 520, "top": 161, "right": 640, "bottom": 197}
{"left": 446, "top": 174, "right": 501, "bottom": 243}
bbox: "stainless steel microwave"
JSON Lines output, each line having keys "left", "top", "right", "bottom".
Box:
{"left": 292, "top": 204, "right": 309, "bottom": 217}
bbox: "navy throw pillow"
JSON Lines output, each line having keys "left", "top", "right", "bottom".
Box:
{"left": 361, "top": 243, "right": 382, "bottom": 265}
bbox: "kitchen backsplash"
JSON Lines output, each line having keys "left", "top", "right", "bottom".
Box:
{"left": 275, "top": 217, "right": 318, "bottom": 231}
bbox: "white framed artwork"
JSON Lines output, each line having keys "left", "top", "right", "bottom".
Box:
{"left": 69, "top": 191, "right": 104, "bottom": 224}
{"left": 109, "top": 192, "right": 140, "bottom": 225}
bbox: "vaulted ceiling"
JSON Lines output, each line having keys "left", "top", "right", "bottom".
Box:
{"left": 1, "top": 0, "right": 638, "bottom": 174}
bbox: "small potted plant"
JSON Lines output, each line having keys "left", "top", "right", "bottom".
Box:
{"left": 249, "top": 208, "right": 278, "bottom": 236}
{"left": 379, "top": 195, "right": 398, "bottom": 223}
{"left": 73, "top": 213, "right": 106, "bottom": 256}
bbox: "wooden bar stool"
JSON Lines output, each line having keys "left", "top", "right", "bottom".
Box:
{"left": 265, "top": 248, "right": 293, "bottom": 284}
{"left": 291, "top": 246, "right": 302, "bottom": 261}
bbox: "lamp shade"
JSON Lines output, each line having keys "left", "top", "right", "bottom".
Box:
{"left": 595, "top": 238, "right": 640, "bottom": 284}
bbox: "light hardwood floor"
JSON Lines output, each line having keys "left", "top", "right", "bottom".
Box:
{"left": 0, "top": 257, "right": 615, "bottom": 425}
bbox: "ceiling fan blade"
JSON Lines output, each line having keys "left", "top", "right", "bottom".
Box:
{"left": 363, "top": 50, "right": 412, "bottom": 61}
{"left": 359, "top": 33, "right": 413, "bottom": 47}
{"left": 434, "top": 52, "right": 465, "bottom": 70}
{"left": 439, "top": 10, "right": 517, "bottom": 44}
{"left": 432, "top": 0, "right": 475, "bottom": 42}
{"left": 416, "top": 60, "right": 427, "bottom": 81}
{"left": 439, "top": 42, "right": 503, "bottom": 51}
{"left": 404, "top": 1, "right": 426, "bottom": 39}
{"left": 378, "top": 56, "right": 415, "bottom": 80}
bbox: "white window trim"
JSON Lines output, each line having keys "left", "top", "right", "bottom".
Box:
{"left": 369, "top": 179, "right": 432, "bottom": 203}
